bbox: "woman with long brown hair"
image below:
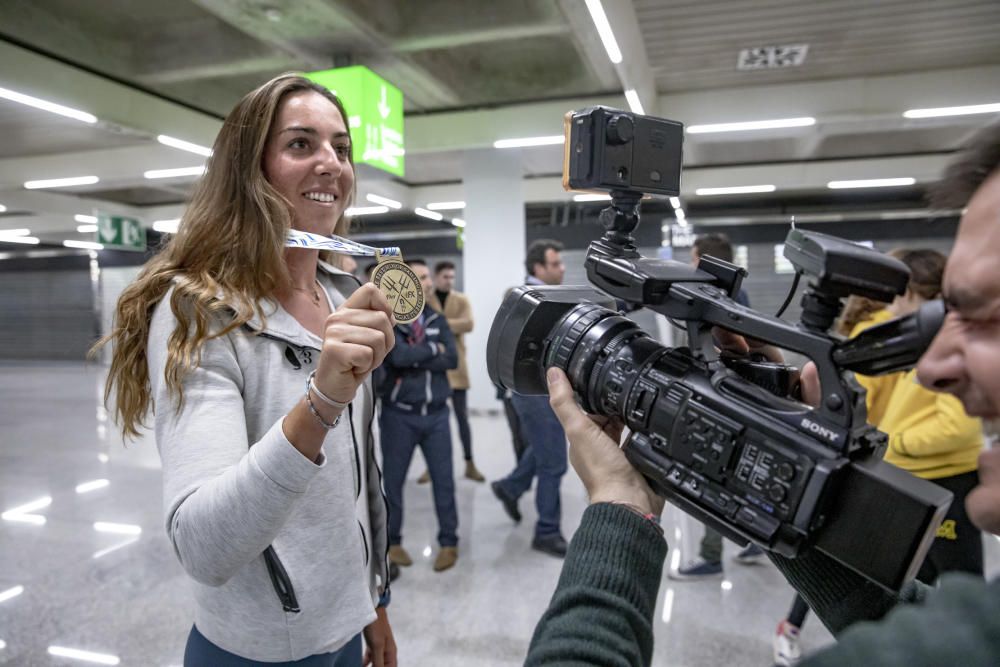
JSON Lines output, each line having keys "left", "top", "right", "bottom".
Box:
{"left": 97, "top": 73, "right": 397, "bottom": 666}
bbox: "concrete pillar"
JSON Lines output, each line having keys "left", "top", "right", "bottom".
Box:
{"left": 461, "top": 148, "right": 525, "bottom": 412}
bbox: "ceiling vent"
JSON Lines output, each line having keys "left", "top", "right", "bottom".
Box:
{"left": 738, "top": 44, "right": 809, "bottom": 70}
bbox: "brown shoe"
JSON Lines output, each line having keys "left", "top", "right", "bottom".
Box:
{"left": 464, "top": 460, "right": 486, "bottom": 482}
{"left": 389, "top": 544, "right": 412, "bottom": 567}
{"left": 433, "top": 546, "right": 458, "bottom": 572}
{"left": 417, "top": 470, "right": 431, "bottom": 484}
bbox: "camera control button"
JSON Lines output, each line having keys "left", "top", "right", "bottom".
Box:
{"left": 768, "top": 484, "right": 787, "bottom": 503}
{"left": 777, "top": 462, "right": 796, "bottom": 481}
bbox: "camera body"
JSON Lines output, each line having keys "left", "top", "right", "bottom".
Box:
{"left": 488, "top": 107, "right": 951, "bottom": 591}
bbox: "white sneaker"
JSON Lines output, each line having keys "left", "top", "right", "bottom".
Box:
{"left": 773, "top": 620, "right": 801, "bottom": 666}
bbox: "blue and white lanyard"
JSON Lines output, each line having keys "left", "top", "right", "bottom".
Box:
{"left": 285, "top": 229, "right": 401, "bottom": 258}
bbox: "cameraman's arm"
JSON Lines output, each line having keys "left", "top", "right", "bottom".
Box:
{"left": 527, "top": 368, "right": 667, "bottom": 667}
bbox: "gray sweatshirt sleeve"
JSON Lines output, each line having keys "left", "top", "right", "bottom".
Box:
{"left": 148, "top": 299, "right": 324, "bottom": 587}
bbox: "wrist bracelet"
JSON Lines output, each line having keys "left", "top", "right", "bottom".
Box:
{"left": 304, "top": 376, "right": 341, "bottom": 430}
{"left": 307, "top": 370, "right": 351, "bottom": 409}
{"left": 608, "top": 501, "right": 664, "bottom": 535}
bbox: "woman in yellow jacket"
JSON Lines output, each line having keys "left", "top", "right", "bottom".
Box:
{"left": 775, "top": 249, "right": 983, "bottom": 666}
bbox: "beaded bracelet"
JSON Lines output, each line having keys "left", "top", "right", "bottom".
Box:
{"left": 304, "top": 371, "right": 343, "bottom": 429}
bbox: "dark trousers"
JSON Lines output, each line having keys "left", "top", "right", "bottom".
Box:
{"left": 502, "top": 394, "right": 527, "bottom": 462}
{"left": 917, "top": 469, "right": 984, "bottom": 583}
{"left": 699, "top": 526, "right": 724, "bottom": 563}
{"left": 497, "top": 393, "right": 567, "bottom": 538}
{"left": 451, "top": 389, "right": 473, "bottom": 461}
{"left": 380, "top": 405, "right": 458, "bottom": 547}
{"left": 184, "top": 625, "right": 361, "bottom": 666}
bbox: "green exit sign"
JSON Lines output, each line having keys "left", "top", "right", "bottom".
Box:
{"left": 306, "top": 66, "right": 405, "bottom": 178}
{"left": 97, "top": 214, "right": 145, "bottom": 251}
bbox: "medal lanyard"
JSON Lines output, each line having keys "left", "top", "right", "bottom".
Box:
{"left": 285, "top": 229, "right": 401, "bottom": 258}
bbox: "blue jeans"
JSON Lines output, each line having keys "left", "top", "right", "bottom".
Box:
{"left": 380, "top": 404, "right": 459, "bottom": 547}
{"left": 497, "top": 393, "right": 567, "bottom": 538}
{"left": 184, "top": 625, "right": 361, "bottom": 666}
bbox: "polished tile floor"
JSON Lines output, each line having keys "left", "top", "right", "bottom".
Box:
{"left": 2, "top": 361, "right": 998, "bottom": 666}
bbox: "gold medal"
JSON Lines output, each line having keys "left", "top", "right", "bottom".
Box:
{"left": 372, "top": 253, "right": 424, "bottom": 324}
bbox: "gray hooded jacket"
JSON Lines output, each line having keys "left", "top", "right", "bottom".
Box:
{"left": 148, "top": 263, "right": 389, "bottom": 661}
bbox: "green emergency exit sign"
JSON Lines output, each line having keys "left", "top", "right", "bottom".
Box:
{"left": 97, "top": 214, "right": 145, "bottom": 251}
{"left": 306, "top": 66, "right": 405, "bottom": 178}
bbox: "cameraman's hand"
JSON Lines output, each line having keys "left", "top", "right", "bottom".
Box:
{"left": 314, "top": 284, "right": 395, "bottom": 403}
{"left": 547, "top": 367, "right": 664, "bottom": 516}
{"left": 713, "top": 327, "right": 784, "bottom": 363}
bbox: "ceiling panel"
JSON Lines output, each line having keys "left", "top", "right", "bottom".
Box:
{"left": 0, "top": 100, "right": 151, "bottom": 159}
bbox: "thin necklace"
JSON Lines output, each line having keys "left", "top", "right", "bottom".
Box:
{"left": 292, "top": 279, "right": 322, "bottom": 307}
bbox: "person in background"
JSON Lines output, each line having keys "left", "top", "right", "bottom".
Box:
{"left": 774, "top": 248, "right": 984, "bottom": 666}
{"left": 526, "top": 120, "right": 1000, "bottom": 667}
{"left": 417, "top": 260, "right": 485, "bottom": 483}
{"left": 96, "top": 74, "right": 395, "bottom": 666}
{"left": 491, "top": 239, "right": 572, "bottom": 557}
{"left": 670, "top": 232, "right": 764, "bottom": 580}
{"left": 379, "top": 258, "right": 461, "bottom": 573}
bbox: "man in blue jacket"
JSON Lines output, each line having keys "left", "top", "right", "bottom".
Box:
{"left": 379, "top": 259, "right": 460, "bottom": 572}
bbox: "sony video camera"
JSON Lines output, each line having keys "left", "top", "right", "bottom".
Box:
{"left": 487, "top": 106, "right": 952, "bottom": 591}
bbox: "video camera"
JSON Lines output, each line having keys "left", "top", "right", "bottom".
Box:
{"left": 487, "top": 106, "right": 952, "bottom": 591}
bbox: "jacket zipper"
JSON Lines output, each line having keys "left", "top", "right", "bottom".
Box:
{"left": 263, "top": 545, "right": 300, "bottom": 613}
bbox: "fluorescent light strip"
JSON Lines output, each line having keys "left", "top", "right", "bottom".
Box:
{"left": 0, "top": 586, "right": 24, "bottom": 603}
{"left": 365, "top": 193, "right": 402, "bottom": 209}
{"left": 77, "top": 224, "right": 98, "bottom": 233}
{"left": 669, "top": 197, "right": 681, "bottom": 209}
{"left": 74, "top": 214, "right": 97, "bottom": 224}
{"left": 47, "top": 646, "right": 120, "bottom": 665}
{"left": 0, "top": 86, "right": 97, "bottom": 124}
{"left": 152, "top": 219, "right": 180, "bottom": 234}
{"left": 157, "top": 134, "right": 213, "bottom": 157}
{"left": 687, "top": 117, "right": 815, "bottom": 134}
{"left": 494, "top": 135, "right": 564, "bottom": 149}
{"left": 92, "top": 537, "right": 139, "bottom": 560}
{"left": 64, "top": 240, "right": 104, "bottom": 250}
{"left": 75, "top": 479, "right": 110, "bottom": 494}
{"left": 904, "top": 103, "right": 1000, "bottom": 119}
{"left": 0, "top": 639, "right": 5, "bottom": 650}
{"left": 143, "top": 166, "right": 205, "bottom": 179}
{"left": 451, "top": 218, "right": 465, "bottom": 228}
{"left": 93, "top": 521, "right": 142, "bottom": 536}
{"left": 2, "top": 513, "right": 45, "bottom": 524}
{"left": 624, "top": 89, "right": 645, "bottom": 115}
{"left": 426, "top": 201, "right": 465, "bottom": 211}
{"left": 573, "top": 193, "right": 612, "bottom": 202}
{"left": 346, "top": 206, "right": 389, "bottom": 216}
{"left": 24, "top": 176, "right": 99, "bottom": 189}
{"left": 661, "top": 588, "right": 675, "bottom": 624}
{"left": 0, "top": 229, "right": 30, "bottom": 237}
{"left": 584, "top": 0, "right": 622, "bottom": 64}
{"left": 0, "top": 203, "right": 6, "bottom": 213}
{"left": 696, "top": 185, "right": 776, "bottom": 196}
{"left": 3, "top": 496, "right": 52, "bottom": 515}
{"left": 414, "top": 208, "right": 444, "bottom": 221}
{"left": 827, "top": 177, "right": 916, "bottom": 189}
{"left": 0, "top": 236, "right": 40, "bottom": 245}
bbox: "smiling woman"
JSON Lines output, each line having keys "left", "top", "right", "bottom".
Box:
{"left": 91, "top": 74, "right": 396, "bottom": 667}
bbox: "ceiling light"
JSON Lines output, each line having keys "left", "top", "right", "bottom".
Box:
{"left": 573, "top": 193, "right": 612, "bottom": 202}
{"left": 584, "top": 0, "right": 622, "bottom": 64}
{"left": 365, "top": 193, "right": 402, "bottom": 209}
{"left": 157, "top": 134, "right": 212, "bottom": 157}
{"left": 0, "top": 86, "right": 97, "bottom": 124}
{"left": 63, "top": 240, "right": 104, "bottom": 250}
{"left": 143, "top": 166, "right": 205, "bottom": 179}
{"left": 77, "top": 224, "right": 98, "bottom": 233}
{"left": 0, "top": 229, "right": 30, "bottom": 237}
{"left": 426, "top": 201, "right": 465, "bottom": 210}
{"left": 93, "top": 521, "right": 142, "bottom": 535}
{"left": 669, "top": 197, "right": 681, "bottom": 209}
{"left": 414, "top": 208, "right": 444, "bottom": 221}
{"left": 3, "top": 497, "right": 52, "bottom": 515}
{"left": 74, "top": 214, "right": 98, "bottom": 224}
{"left": 0, "top": 204, "right": 6, "bottom": 213}
{"left": 47, "top": 646, "right": 120, "bottom": 665}
{"left": 0, "top": 236, "right": 40, "bottom": 245}
{"left": 75, "top": 479, "right": 109, "bottom": 494}
{"left": 152, "top": 219, "right": 180, "bottom": 234}
{"left": 687, "top": 117, "right": 815, "bottom": 134}
{"left": 1, "top": 512, "right": 45, "bottom": 524}
{"left": 828, "top": 178, "right": 916, "bottom": 189}
{"left": 494, "top": 135, "right": 564, "bottom": 149}
{"left": 624, "top": 89, "right": 645, "bottom": 115}
{"left": 345, "top": 206, "right": 389, "bottom": 216}
{"left": 24, "top": 176, "right": 99, "bottom": 189}
{"left": 451, "top": 218, "right": 465, "bottom": 228}
{"left": 696, "top": 185, "right": 776, "bottom": 196}
{"left": 903, "top": 103, "right": 1000, "bottom": 119}
{"left": 0, "top": 586, "right": 24, "bottom": 604}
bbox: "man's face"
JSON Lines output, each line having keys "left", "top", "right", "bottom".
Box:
{"left": 917, "top": 169, "right": 1000, "bottom": 533}
{"left": 434, "top": 268, "right": 455, "bottom": 292}
{"left": 534, "top": 248, "right": 565, "bottom": 285}
{"left": 411, "top": 263, "right": 434, "bottom": 301}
